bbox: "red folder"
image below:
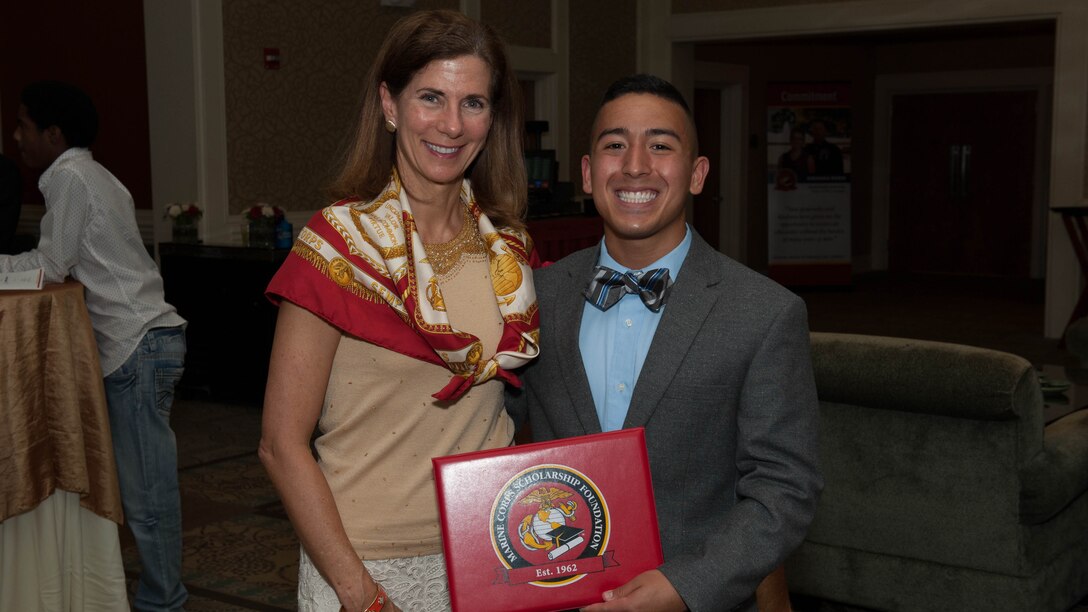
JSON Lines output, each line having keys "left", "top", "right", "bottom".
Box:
{"left": 433, "top": 428, "right": 662, "bottom": 612}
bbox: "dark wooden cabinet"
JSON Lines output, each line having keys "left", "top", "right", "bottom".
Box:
{"left": 159, "top": 242, "right": 288, "bottom": 405}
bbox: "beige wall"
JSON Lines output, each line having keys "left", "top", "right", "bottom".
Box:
{"left": 483, "top": 0, "right": 551, "bottom": 49}
{"left": 222, "top": 0, "right": 457, "bottom": 215}
{"left": 569, "top": 1, "right": 638, "bottom": 192}
{"left": 221, "top": 1, "right": 637, "bottom": 212}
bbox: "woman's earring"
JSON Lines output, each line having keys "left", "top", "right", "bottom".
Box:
{"left": 385, "top": 119, "right": 397, "bottom": 134}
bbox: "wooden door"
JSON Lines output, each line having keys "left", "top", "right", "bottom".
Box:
{"left": 889, "top": 91, "right": 1036, "bottom": 277}
{"left": 693, "top": 88, "right": 722, "bottom": 250}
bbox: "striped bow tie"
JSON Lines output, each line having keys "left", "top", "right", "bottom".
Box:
{"left": 584, "top": 266, "right": 672, "bottom": 312}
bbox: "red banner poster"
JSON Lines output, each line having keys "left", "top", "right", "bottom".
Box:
{"left": 767, "top": 82, "right": 852, "bottom": 286}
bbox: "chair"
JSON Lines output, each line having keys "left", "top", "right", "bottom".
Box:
{"left": 786, "top": 332, "right": 1088, "bottom": 611}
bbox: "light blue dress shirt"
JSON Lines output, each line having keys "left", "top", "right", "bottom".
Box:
{"left": 579, "top": 226, "right": 692, "bottom": 432}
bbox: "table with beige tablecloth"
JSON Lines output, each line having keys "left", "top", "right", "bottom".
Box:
{"left": 0, "top": 281, "right": 128, "bottom": 611}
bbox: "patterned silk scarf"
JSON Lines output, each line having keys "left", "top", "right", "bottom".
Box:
{"left": 265, "top": 171, "right": 540, "bottom": 401}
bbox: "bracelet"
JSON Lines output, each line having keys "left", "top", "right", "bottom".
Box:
{"left": 363, "top": 582, "right": 387, "bottom": 612}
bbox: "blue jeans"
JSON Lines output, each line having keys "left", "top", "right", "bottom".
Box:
{"left": 104, "top": 326, "right": 188, "bottom": 612}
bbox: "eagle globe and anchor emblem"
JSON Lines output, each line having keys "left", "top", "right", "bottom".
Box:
{"left": 489, "top": 464, "right": 618, "bottom": 588}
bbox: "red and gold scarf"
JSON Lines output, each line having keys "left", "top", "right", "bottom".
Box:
{"left": 266, "top": 171, "right": 540, "bottom": 401}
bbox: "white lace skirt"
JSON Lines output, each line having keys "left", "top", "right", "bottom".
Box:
{"left": 297, "top": 546, "right": 451, "bottom": 611}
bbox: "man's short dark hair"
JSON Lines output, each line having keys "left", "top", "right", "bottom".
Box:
{"left": 20, "top": 81, "right": 99, "bottom": 148}
{"left": 600, "top": 73, "right": 691, "bottom": 114}
{"left": 596, "top": 74, "right": 698, "bottom": 154}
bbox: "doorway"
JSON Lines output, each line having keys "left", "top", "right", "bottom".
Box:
{"left": 691, "top": 62, "right": 749, "bottom": 263}
{"left": 693, "top": 87, "right": 722, "bottom": 251}
{"left": 888, "top": 90, "right": 1038, "bottom": 278}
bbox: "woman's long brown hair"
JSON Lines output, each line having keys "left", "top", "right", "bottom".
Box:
{"left": 329, "top": 9, "right": 527, "bottom": 231}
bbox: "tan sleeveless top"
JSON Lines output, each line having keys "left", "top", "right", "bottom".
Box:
{"left": 316, "top": 231, "right": 514, "bottom": 559}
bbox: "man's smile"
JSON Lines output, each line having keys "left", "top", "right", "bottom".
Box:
{"left": 616, "top": 190, "right": 658, "bottom": 204}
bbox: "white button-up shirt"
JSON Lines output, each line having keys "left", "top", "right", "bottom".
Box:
{"left": 0, "top": 148, "right": 184, "bottom": 375}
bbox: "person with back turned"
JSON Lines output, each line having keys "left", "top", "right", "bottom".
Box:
{"left": 1, "top": 80, "right": 188, "bottom": 612}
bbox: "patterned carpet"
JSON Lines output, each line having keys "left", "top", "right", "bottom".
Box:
{"left": 135, "top": 399, "right": 1088, "bottom": 612}
{"left": 121, "top": 400, "right": 299, "bottom": 611}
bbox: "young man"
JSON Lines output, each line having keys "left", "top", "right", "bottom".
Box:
{"left": 2, "top": 81, "right": 188, "bottom": 612}
{"left": 508, "top": 74, "right": 822, "bottom": 611}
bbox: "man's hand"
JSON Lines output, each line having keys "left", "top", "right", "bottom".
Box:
{"left": 580, "top": 569, "right": 686, "bottom": 611}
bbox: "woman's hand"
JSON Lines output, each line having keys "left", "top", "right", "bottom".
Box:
{"left": 338, "top": 578, "right": 398, "bottom": 612}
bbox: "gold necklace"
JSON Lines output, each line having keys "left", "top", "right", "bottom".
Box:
{"left": 423, "top": 206, "right": 486, "bottom": 276}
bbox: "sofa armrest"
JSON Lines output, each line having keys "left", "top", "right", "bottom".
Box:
{"left": 811, "top": 332, "right": 1038, "bottom": 421}
{"left": 1020, "top": 408, "right": 1088, "bottom": 524}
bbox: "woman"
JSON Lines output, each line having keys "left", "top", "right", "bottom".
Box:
{"left": 258, "top": 10, "right": 539, "bottom": 612}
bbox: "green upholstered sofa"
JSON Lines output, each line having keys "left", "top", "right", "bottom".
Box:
{"left": 786, "top": 332, "right": 1088, "bottom": 612}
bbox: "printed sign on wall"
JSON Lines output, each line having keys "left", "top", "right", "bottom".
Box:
{"left": 767, "top": 83, "right": 852, "bottom": 285}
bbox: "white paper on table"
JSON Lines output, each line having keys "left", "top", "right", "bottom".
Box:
{"left": 0, "top": 268, "right": 45, "bottom": 290}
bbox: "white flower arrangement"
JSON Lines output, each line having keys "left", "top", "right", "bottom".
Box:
{"left": 246, "top": 202, "right": 284, "bottom": 223}
{"left": 164, "top": 202, "right": 203, "bottom": 224}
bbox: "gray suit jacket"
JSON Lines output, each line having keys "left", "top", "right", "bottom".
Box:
{"left": 507, "top": 232, "right": 822, "bottom": 612}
